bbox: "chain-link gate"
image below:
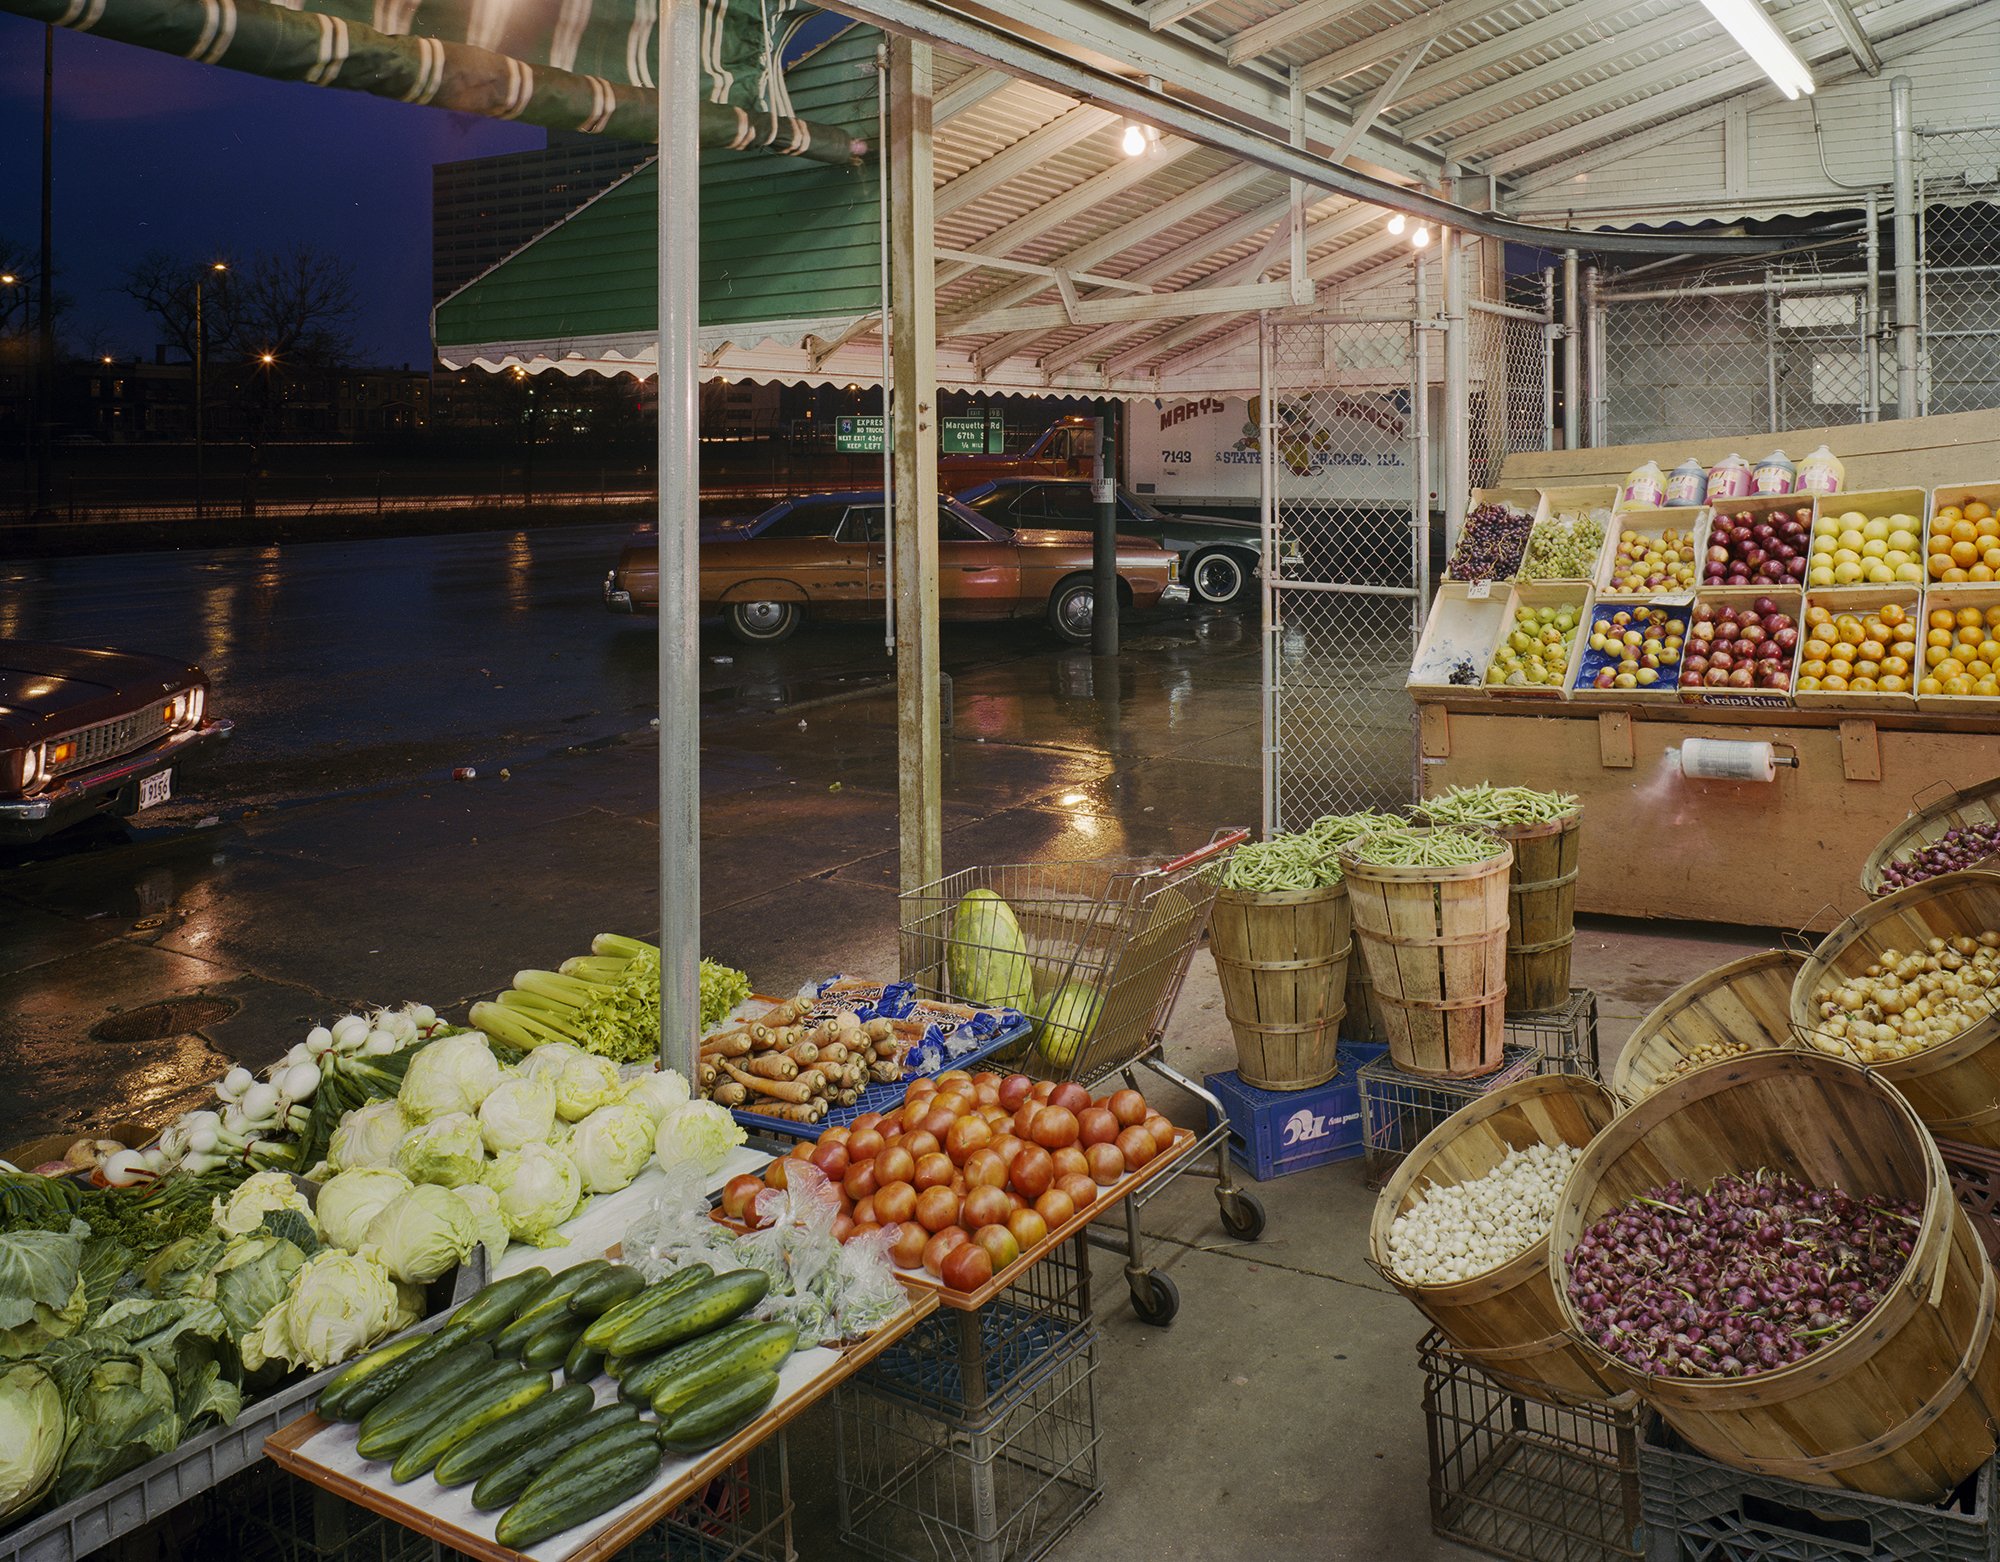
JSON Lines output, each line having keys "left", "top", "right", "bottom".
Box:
{"left": 1917, "top": 126, "right": 2000, "bottom": 416}
{"left": 1260, "top": 294, "right": 1428, "bottom": 830}
{"left": 1468, "top": 270, "right": 1557, "bottom": 488}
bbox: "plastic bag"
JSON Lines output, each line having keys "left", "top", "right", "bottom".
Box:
{"left": 819, "top": 1223, "right": 906, "bottom": 1342}
{"left": 621, "top": 1168, "right": 743, "bottom": 1282}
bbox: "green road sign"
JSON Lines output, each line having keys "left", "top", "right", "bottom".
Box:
{"left": 834, "top": 414, "right": 1005, "bottom": 455}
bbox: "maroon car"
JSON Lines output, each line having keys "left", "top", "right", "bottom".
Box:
{"left": 0, "top": 641, "right": 232, "bottom": 843}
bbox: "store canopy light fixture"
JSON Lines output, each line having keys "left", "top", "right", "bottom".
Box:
{"left": 1121, "top": 120, "right": 1156, "bottom": 157}
{"left": 1411, "top": 224, "right": 1432, "bottom": 248}
{"left": 1386, "top": 212, "right": 1407, "bottom": 235}
{"left": 1697, "top": 0, "right": 1815, "bottom": 98}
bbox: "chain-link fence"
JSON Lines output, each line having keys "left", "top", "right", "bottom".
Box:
{"left": 1468, "top": 268, "right": 1555, "bottom": 487}
{"left": 1262, "top": 287, "right": 1427, "bottom": 828}
{"left": 1917, "top": 125, "right": 2000, "bottom": 417}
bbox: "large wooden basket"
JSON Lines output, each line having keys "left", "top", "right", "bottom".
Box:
{"left": 1340, "top": 833, "right": 1512, "bottom": 1078}
{"left": 1550, "top": 1051, "right": 2000, "bottom": 1502}
{"left": 1370, "top": 1072, "right": 1621, "bottom": 1403}
{"left": 1489, "top": 807, "right": 1583, "bottom": 1013}
{"left": 1790, "top": 871, "right": 2000, "bottom": 1147}
{"left": 1209, "top": 881, "right": 1350, "bottom": 1090}
{"left": 1607, "top": 950, "right": 1804, "bottom": 1107}
{"left": 1861, "top": 776, "right": 2000, "bottom": 897}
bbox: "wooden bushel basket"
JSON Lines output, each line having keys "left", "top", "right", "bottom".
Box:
{"left": 1861, "top": 776, "right": 2000, "bottom": 897}
{"left": 1208, "top": 881, "right": 1350, "bottom": 1091}
{"left": 1550, "top": 1051, "right": 2000, "bottom": 1502}
{"left": 1344, "top": 959, "right": 1386, "bottom": 1046}
{"left": 1340, "top": 833, "right": 1512, "bottom": 1078}
{"left": 1607, "top": 949, "right": 1805, "bottom": 1107}
{"left": 1370, "top": 1073, "right": 1622, "bottom": 1403}
{"left": 1490, "top": 807, "right": 1583, "bottom": 1014}
{"left": 1790, "top": 870, "right": 2000, "bottom": 1149}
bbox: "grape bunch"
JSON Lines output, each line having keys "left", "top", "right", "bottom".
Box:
{"left": 1446, "top": 503, "right": 1536, "bottom": 583}
{"left": 1519, "top": 509, "right": 1609, "bottom": 580}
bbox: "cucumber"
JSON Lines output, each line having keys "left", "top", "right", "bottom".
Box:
{"left": 495, "top": 1426, "right": 663, "bottom": 1550}
{"left": 563, "top": 1335, "right": 605, "bottom": 1383}
{"left": 447, "top": 1268, "right": 551, "bottom": 1339}
{"left": 319, "top": 1325, "right": 471, "bottom": 1422}
{"left": 618, "top": 1320, "right": 767, "bottom": 1405}
{"left": 521, "top": 1318, "right": 584, "bottom": 1372}
{"left": 597, "top": 1270, "right": 770, "bottom": 1357}
{"left": 316, "top": 1330, "right": 432, "bottom": 1422}
{"left": 493, "top": 1261, "right": 616, "bottom": 1356}
{"left": 390, "top": 1369, "right": 551, "bottom": 1484}
{"left": 471, "top": 1404, "right": 642, "bottom": 1511}
{"left": 433, "top": 1381, "right": 595, "bottom": 1487}
{"left": 648, "top": 1323, "right": 797, "bottom": 1420}
{"left": 566, "top": 1264, "right": 646, "bottom": 1318}
{"left": 580, "top": 1264, "right": 714, "bottom": 1352}
{"left": 354, "top": 1341, "right": 496, "bottom": 1459}
{"left": 656, "top": 1368, "right": 780, "bottom": 1455}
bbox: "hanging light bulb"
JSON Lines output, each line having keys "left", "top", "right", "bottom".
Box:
{"left": 1121, "top": 122, "right": 1149, "bottom": 157}
{"left": 1387, "top": 213, "right": 1406, "bottom": 236}
{"left": 1412, "top": 225, "right": 1432, "bottom": 249}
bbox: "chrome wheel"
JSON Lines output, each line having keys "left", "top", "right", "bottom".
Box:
{"left": 1048, "top": 580, "right": 1095, "bottom": 643}
{"left": 1190, "top": 550, "right": 1249, "bottom": 606}
{"left": 726, "top": 600, "right": 799, "bottom": 643}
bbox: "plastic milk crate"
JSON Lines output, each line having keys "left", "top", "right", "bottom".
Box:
{"left": 1203, "top": 1042, "right": 1388, "bottom": 1180}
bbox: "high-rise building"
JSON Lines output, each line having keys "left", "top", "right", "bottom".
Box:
{"left": 431, "top": 131, "right": 652, "bottom": 304}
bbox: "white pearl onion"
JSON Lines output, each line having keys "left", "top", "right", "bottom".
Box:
{"left": 1387, "top": 1141, "right": 1582, "bottom": 1285}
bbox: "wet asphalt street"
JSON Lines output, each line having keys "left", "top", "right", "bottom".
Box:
{"left": 0, "top": 522, "right": 1266, "bottom": 1146}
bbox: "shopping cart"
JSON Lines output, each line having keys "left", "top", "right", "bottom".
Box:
{"left": 897, "top": 828, "right": 1263, "bottom": 1326}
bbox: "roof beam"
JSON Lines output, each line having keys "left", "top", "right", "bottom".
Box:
{"left": 945, "top": 163, "right": 1270, "bottom": 332}
{"left": 935, "top": 105, "right": 1114, "bottom": 215}
{"left": 1299, "top": 0, "right": 1520, "bottom": 93}
{"left": 1224, "top": 0, "right": 1378, "bottom": 66}
{"left": 1399, "top": 11, "right": 1716, "bottom": 141}
{"left": 934, "top": 247, "right": 1158, "bottom": 294}
{"left": 1142, "top": 0, "right": 1232, "bottom": 27}
{"left": 1395, "top": 0, "right": 1649, "bottom": 106}
{"left": 1329, "top": 36, "right": 1436, "bottom": 159}
{"left": 935, "top": 68, "right": 1010, "bottom": 123}
{"left": 1822, "top": 0, "right": 1882, "bottom": 74}
{"left": 968, "top": 280, "right": 1299, "bottom": 336}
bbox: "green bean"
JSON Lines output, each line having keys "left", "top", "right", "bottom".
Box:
{"left": 1217, "top": 836, "right": 1343, "bottom": 892}
{"left": 1304, "top": 811, "right": 1394, "bottom": 849}
{"left": 1415, "top": 783, "right": 1577, "bottom": 829}
{"left": 1345, "top": 824, "right": 1505, "bottom": 868}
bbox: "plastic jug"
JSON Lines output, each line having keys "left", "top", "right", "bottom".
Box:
{"left": 1619, "top": 460, "right": 1665, "bottom": 510}
{"left": 1664, "top": 458, "right": 1709, "bottom": 507}
{"left": 1707, "top": 453, "right": 1752, "bottom": 501}
{"left": 1751, "top": 450, "right": 1796, "bottom": 496}
{"left": 1795, "top": 444, "right": 1845, "bottom": 496}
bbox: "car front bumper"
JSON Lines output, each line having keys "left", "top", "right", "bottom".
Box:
{"left": 0, "top": 719, "right": 234, "bottom": 843}
{"left": 604, "top": 572, "right": 658, "bottom": 614}
{"left": 1158, "top": 583, "right": 1191, "bottom": 609}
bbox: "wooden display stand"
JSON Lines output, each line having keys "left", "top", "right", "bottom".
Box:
{"left": 1410, "top": 414, "right": 2000, "bottom": 935}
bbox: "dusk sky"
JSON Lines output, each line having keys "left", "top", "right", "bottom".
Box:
{"left": 0, "top": 16, "right": 545, "bottom": 367}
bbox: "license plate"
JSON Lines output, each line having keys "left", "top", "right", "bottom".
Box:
{"left": 138, "top": 770, "right": 173, "bottom": 810}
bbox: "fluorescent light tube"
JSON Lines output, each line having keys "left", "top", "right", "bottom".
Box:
{"left": 1697, "top": 0, "right": 1816, "bottom": 98}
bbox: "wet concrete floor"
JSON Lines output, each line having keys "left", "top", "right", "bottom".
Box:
{"left": 0, "top": 523, "right": 1779, "bottom": 1560}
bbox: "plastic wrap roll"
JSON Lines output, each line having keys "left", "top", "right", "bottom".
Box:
{"left": 1677, "top": 738, "right": 1778, "bottom": 783}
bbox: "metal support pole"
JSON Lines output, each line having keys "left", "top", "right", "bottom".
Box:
{"left": 1584, "top": 266, "right": 1606, "bottom": 448}
{"left": 34, "top": 24, "right": 53, "bottom": 517}
{"left": 194, "top": 276, "right": 205, "bottom": 527}
{"left": 877, "top": 49, "right": 894, "bottom": 652}
{"left": 1257, "top": 314, "right": 1276, "bottom": 837}
{"left": 1890, "top": 76, "right": 1920, "bottom": 420}
{"left": 1863, "top": 191, "right": 1882, "bottom": 422}
{"left": 889, "top": 36, "right": 943, "bottom": 900}
{"left": 1562, "top": 249, "right": 1581, "bottom": 450}
{"left": 1410, "top": 310, "right": 1431, "bottom": 804}
{"left": 1441, "top": 163, "right": 1469, "bottom": 560}
{"left": 1764, "top": 285, "right": 1780, "bottom": 435}
{"left": 1091, "top": 413, "right": 1119, "bottom": 657}
{"left": 657, "top": 0, "right": 702, "bottom": 1073}
{"left": 1540, "top": 265, "right": 1556, "bottom": 455}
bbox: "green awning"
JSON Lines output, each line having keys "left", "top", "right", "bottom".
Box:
{"left": 5, "top": 0, "right": 865, "bottom": 162}
{"left": 435, "top": 24, "right": 881, "bottom": 376}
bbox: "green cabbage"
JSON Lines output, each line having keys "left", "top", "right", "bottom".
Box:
{"left": 362, "top": 1184, "right": 477, "bottom": 1284}
{"left": 949, "top": 889, "right": 1034, "bottom": 1007}
{"left": 39, "top": 1343, "right": 180, "bottom": 1505}
{"left": 0, "top": 1226, "right": 89, "bottom": 1359}
{"left": 394, "top": 1112, "right": 485, "bottom": 1188}
{"left": 478, "top": 1074, "right": 557, "bottom": 1154}
{"left": 315, "top": 1168, "right": 413, "bottom": 1253}
{"left": 569, "top": 1102, "right": 656, "bottom": 1194}
{"left": 482, "top": 1144, "right": 583, "bottom": 1248}
{"left": 208, "top": 1234, "right": 309, "bottom": 1344}
{"left": 653, "top": 1100, "right": 745, "bottom": 1177}
{"left": 0, "top": 1360, "right": 64, "bottom": 1522}
{"left": 327, "top": 1100, "right": 410, "bottom": 1172}
{"left": 241, "top": 1249, "right": 413, "bottom": 1372}
{"left": 397, "top": 1032, "right": 503, "bottom": 1123}
{"left": 450, "top": 1184, "right": 510, "bottom": 1266}
{"left": 213, "top": 1172, "right": 318, "bottom": 1239}
{"left": 546, "top": 1048, "right": 623, "bottom": 1123}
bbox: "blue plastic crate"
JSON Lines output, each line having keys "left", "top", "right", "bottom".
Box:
{"left": 1204, "top": 1043, "right": 1389, "bottom": 1181}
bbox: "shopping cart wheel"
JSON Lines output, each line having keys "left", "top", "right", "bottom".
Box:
{"left": 1128, "top": 1271, "right": 1180, "bottom": 1327}
{"left": 1217, "top": 1188, "right": 1266, "bottom": 1242}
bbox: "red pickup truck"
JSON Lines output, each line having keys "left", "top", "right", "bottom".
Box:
{"left": 937, "top": 415, "right": 1100, "bottom": 488}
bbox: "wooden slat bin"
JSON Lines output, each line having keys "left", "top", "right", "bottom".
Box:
{"left": 1861, "top": 775, "right": 2000, "bottom": 896}
{"left": 1606, "top": 949, "right": 1803, "bottom": 1107}
{"left": 1208, "top": 881, "right": 1350, "bottom": 1091}
{"left": 1489, "top": 807, "right": 1582, "bottom": 1014}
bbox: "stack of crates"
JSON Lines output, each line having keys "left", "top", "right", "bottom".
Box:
{"left": 1506, "top": 988, "right": 1602, "bottom": 1078}
{"left": 1422, "top": 1332, "right": 1645, "bottom": 1562}
{"left": 835, "top": 1236, "right": 1101, "bottom": 1562}
{"left": 1202, "top": 1041, "right": 1388, "bottom": 1181}
{"left": 1359, "top": 1044, "right": 1542, "bottom": 1185}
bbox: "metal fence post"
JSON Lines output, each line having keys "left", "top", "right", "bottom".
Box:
{"left": 1257, "top": 313, "right": 1276, "bottom": 838}
{"left": 1584, "top": 267, "right": 1605, "bottom": 448}
{"left": 1562, "top": 250, "right": 1581, "bottom": 449}
{"left": 1440, "top": 177, "right": 1469, "bottom": 558}
{"left": 1891, "top": 76, "right": 1920, "bottom": 420}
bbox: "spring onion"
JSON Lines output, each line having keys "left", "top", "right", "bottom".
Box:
{"left": 1416, "top": 783, "right": 1578, "bottom": 829}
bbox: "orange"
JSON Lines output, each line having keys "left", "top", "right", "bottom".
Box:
{"left": 1805, "top": 604, "right": 1832, "bottom": 627}
{"left": 1799, "top": 658, "right": 1828, "bottom": 679}
{"left": 1880, "top": 604, "right": 1907, "bottom": 626}
{"left": 1827, "top": 657, "right": 1855, "bottom": 679}
{"left": 1804, "top": 638, "right": 1834, "bottom": 660}
{"left": 1929, "top": 627, "right": 1954, "bottom": 647}
{"left": 1933, "top": 608, "right": 1959, "bottom": 629}
{"left": 1953, "top": 519, "right": 1980, "bottom": 545}
{"left": 1960, "top": 607, "right": 1987, "bottom": 629}
{"left": 1979, "top": 516, "right": 2000, "bottom": 538}
{"left": 1946, "top": 674, "right": 1976, "bottom": 695}
{"left": 1939, "top": 657, "right": 1968, "bottom": 679}
{"left": 1881, "top": 674, "right": 1909, "bottom": 693}
{"left": 1968, "top": 501, "right": 1993, "bottom": 521}
{"left": 1853, "top": 660, "right": 1882, "bottom": 680}
{"left": 1931, "top": 554, "right": 1956, "bottom": 579}
{"left": 1952, "top": 540, "right": 1980, "bottom": 567}
{"left": 1851, "top": 676, "right": 1880, "bottom": 692}
{"left": 1976, "top": 565, "right": 1998, "bottom": 582}
{"left": 1945, "top": 567, "right": 1972, "bottom": 583}
{"left": 1882, "top": 655, "right": 1911, "bottom": 677}
{"left": 1822, "top": 674, "right": 1850, "bottom": 692}
{"left": 1921, "top": 676, "right": 1944, "bottom": 694}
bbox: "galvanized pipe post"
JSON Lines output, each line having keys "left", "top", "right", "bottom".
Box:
{"left": 1257, "top": 314, "right": 1277, "bottom": 836}
{"left": 1584, "top": 265, "right": 1606, "bottom": 448}
{"left": 1091, "top": 413, "right": 1119, "bottom": 656}
{"left": 657, "top": 0, "right": 702, "bottom": 1075}
{"left": 1562, "top": 249, "right": 1581, "bottom": 449}
{"left": 1890, "top": 76, "right": 1920, "bottom": 420}
{"left": 1440, "top": 162, "right": 1469, "bottom": 558}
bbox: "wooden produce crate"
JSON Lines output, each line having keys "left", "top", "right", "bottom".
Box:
{"left": 1915, "top": 587, "right": 2000, "bottom": 715}
{"left": 1446, "top": 489, "right": 1544, "bottom": 584}
{"left": 1792, "top": 587, "right": 1923, "bottom": 710}
{"left": 1676, "top": 587, "right": 1801, "bottom": 710}
{"left": 1569, "top": 600, "right": 1689, "bottom": 701}
{"left": 1806, "top": 490, "right": 1928, "bottom": 592}
{"left": 1699, "top": 493, "right": 1816, "bottom": 590}
{"left": 1410, "top": 583, "right": 1515, "bottom": 693}
{"left": 1516, "top": 486, "right": 1617, "bottom": 584}
{"left": 1928, "top": 482, "right": 2000, "bottom": 588}
{"left": 1595, "top": 508, "right": 1708, "bottom": 598}
{"left": 1484, "top": 583, "right": 1595, "bottom": 702}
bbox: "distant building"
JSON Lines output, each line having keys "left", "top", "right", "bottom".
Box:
{"left": 65, "top": 355, "right": 430, "bottom": 442}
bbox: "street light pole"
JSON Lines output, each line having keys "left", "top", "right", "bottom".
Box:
{"left": 34, "top": 24, "right": 53, "bottom": 519}
{"left": 193, "top": 261, "right": 224, "bottom": 525}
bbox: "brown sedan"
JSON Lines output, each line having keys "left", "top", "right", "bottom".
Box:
{"left": 604, "top": 490, "right": 1187, "bottom": 644}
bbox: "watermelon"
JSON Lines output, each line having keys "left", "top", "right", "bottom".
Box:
{"left": 1037, "top": 981, "right": 1104, "bottom": 1069}
{"left": 948, "top": 890, "right": 1034, "bottom": 1007}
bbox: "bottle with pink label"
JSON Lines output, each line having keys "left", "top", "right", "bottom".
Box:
{"left": 1707, "top": 453, "right": 1751, "bottom": 500}
{"left": 1751, "top": 450, "right": 1796, "bottom": 496}
{"left": 1619, "top": 460, "right": 1665, "bottom": 510}
{"left": 1795, "top": 444, "right": 1845, "bottom": 495}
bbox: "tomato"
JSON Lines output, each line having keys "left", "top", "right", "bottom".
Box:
{"left": 915, "top": 1185, "right": 962, "bottom": 1232}
{"left": 940, "top": 1240, "right": 994, "bottom": 1292}
{"left": 874, "top": 1180, "right": 918, "bottom": 1225}
{"left": 1048, "top": 1081, "right": 1091, "bottom": 1115}
{"left": 1116, "top": 1126, "right": 1158, "bottom": 1170}
{"left": 888, "top": 1220, "right": 927, "bottom": 1269}
{"left": 923, "top": 1226, "right": 970, "bottom": 1278}
{"left": 1077, "top": 1107, "right": 1120, "bottom": 1147}
{"left": 1107, "top": 1089, "right": 1148, "bottom": 1127}
{"left": 1085, "top": 1142, "right": 1126, "bottom": 1184}
{"left": 997, "top": 1074, "right": 1034, "bottom": 1111}
{"left": 1008, "top": 1145, "right": 1055, "bottom": 1200}
{"left": 945, "top": 1115, "right": 993, "bottom": 1165}
{"left": 1028, "top": 1106, "right": 1079, "bottom": 1150}
{"left": 972, "top": 1223, "right": 1021, "bottom": 1272}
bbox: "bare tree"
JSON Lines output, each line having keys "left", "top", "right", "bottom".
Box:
{"left": 118, "top": 246, "right": 357, "bottom": 369}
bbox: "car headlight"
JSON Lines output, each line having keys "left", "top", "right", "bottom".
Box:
{"left": 4, "top": 745, "right": 43, "bottom": 792}
{"left": 163, "top": 689, "right": 203, "bottom": 729}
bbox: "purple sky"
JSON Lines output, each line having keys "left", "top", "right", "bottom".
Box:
{"left": 0, "top": 16, "right": 543, "bottom": 367}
